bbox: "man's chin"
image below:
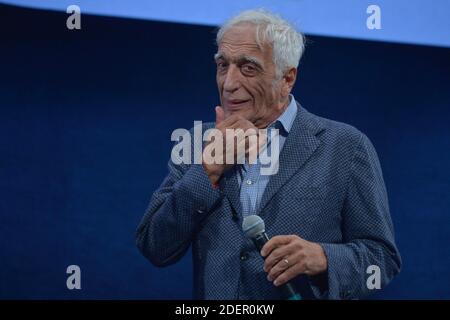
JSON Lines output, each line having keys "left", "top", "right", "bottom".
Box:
{"left": 225, "top": 105, "right": 253, "bottom": 119}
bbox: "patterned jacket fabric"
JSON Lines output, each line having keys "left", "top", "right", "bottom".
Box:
{"left": 136, "top": 103, "right": 402, "bottom": 300}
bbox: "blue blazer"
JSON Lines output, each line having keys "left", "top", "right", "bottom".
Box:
{"left": 136, "top": 104, "right": 402, "bottom": 299}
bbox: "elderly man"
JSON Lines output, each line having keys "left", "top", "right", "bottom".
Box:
{"left": 136, "top": 9, "right": 401, "bottom": 299}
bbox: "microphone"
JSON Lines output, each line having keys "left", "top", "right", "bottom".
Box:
{"left": 242, "top": 215, "right": 302, "bottom": 300}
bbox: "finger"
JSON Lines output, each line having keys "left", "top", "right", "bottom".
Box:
{"left": 247, "top": 134, "right": 267, "bottom": 159}
{"left": 273, "top": 261, "right": 305, "bottom": 287}
{"left": 222, "top": 131, "right": 258, "bottom": 165}
{"left": 245, "top": 135, "right": 259, "bottom": 164}
{"left": 215, "top": 106, "right": 225, "bottom": 125}
{"left": 257, "top": 130, "right": 268, "bottom": 147}
{"left": 234, "top": 138, "right": 247, "bottom": 164}
{"left": 216, "top": 115, "right": 245, "bottom": 131}
{"left": 261, "top": 235, "right": 294, "bottom": 257}
{"left": 226, "top": 119, "right": 255, "bottom": 131}
{"left": 229, "top": 134, "right": 260, "bottom": 165}
{"left": 218, "top": 111, "right": 259, "bottom": 129}
{"left": 226, "top": 126, "right": 256, "bottom": 138}
{"left": 223, "top": 126, "right": 257, "bottom": 151}
{"left": 224, "top": 133, "right": 248, "bottom": 163}
{"left": 247, "top": 113, "right": 264, "bottom": 126}
{"left": 267, "top": 254, "right": 295, "bottom": 282}
{"left": 264, "top": 243, "right": 294, "bottom": 273}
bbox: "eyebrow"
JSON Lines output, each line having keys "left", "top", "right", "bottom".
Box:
{"left": 214, "top": 53, "right": 263, "bottom": 69}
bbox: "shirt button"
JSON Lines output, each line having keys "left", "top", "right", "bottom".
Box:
{"left": 240, "top": 252, "right": 249, "bottom": 261}
{"left": 246, "top": 179, "right": 252, "bottom": 185}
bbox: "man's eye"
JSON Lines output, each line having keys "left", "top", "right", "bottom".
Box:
{"left": 242, "top": 64, "right": 256, "bottom": 74}
{"left": 217, "top": 62, "right": 228, "bottom": 70}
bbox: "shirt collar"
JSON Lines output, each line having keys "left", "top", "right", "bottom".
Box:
{"left": 269, "top": 94, "right": 298, "bottom": 135}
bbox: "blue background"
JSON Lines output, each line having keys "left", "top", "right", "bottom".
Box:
{"left": 2, "top": 0, "right": 450, "bottom": 48}
{"left": 0, "top": 3, "right": 449, "bottom": 299}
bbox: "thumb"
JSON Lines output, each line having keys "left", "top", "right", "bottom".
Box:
{"left": 215, "top": 106, "right": 225, "bottom": 125}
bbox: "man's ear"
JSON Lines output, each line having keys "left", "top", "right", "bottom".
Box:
{"left": 282, "top": 67, "right": 297, "bottom": 97}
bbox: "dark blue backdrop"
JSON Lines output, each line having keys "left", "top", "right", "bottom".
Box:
{"left": 1, "top": 4, "right": 449, "bottom": 299}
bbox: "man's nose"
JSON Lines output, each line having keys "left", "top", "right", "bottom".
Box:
{"left": 223, "top": 64, "right": 241, "bottom": 93}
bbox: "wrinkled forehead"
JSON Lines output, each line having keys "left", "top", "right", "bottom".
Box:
{"left": 217, "top": 23, "right": 273, "bottom": 62}
{"left": 219, "top": 23, "right": 259, "bottom": 45}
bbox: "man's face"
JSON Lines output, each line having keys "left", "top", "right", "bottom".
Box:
{"left": 215, "top": 24, "right": 290, "bottom": 128}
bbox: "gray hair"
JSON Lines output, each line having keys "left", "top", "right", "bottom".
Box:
{"left": 216, "top": 9, "right": 305, "bottom": 78}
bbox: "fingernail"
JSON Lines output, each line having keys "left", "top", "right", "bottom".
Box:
{"left": 267, "top": 275, "right": 271, "bottom": 282}
{"left": 274, "top": 280, "right": 279, "bottom": 286}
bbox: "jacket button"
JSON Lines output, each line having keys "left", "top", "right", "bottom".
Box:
{"left": 240, "top": 252, "right": 249, "bottom": 261}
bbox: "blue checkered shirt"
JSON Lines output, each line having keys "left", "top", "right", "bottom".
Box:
{"left": 238, "top": 95, "right": 298, "bottom": 217}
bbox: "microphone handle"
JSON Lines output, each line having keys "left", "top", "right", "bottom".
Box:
{"left": 252, "top": 233, "right": 302, "bottom": 300}
{"left": 253, "top": 233, "right": 270, "bottom": 251}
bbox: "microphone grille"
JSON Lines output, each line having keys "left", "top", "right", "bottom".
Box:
{"left": 242, "top": 215, "right": 265, "bottom": 238}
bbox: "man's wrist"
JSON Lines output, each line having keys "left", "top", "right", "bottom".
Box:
{"left": 208, "top": 173, "right": 222, "bottom": 188}
{"left": 316, "top": 243, "right": 328, "bottom": 274}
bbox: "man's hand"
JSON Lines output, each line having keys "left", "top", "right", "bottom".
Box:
{"left": 261, "top": 235, "right": 328, "bottom": 286}
{"left": 202, "top": 106, "right": 264, "bottom": 185}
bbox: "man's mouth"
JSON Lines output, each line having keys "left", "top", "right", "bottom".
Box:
{"left": 226, "top": 99, "right": 250, "bottom": 110}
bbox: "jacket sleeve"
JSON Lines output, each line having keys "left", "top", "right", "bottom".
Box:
{"left": 135, "top": 156, "right": 222, "bottom": 267}
{"left": 310, "top": 133, "right": 402, "bottom": 299}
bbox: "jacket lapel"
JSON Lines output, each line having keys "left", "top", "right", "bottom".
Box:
{"left": 258, "top": 103, "right": 325, "bottom": 214}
